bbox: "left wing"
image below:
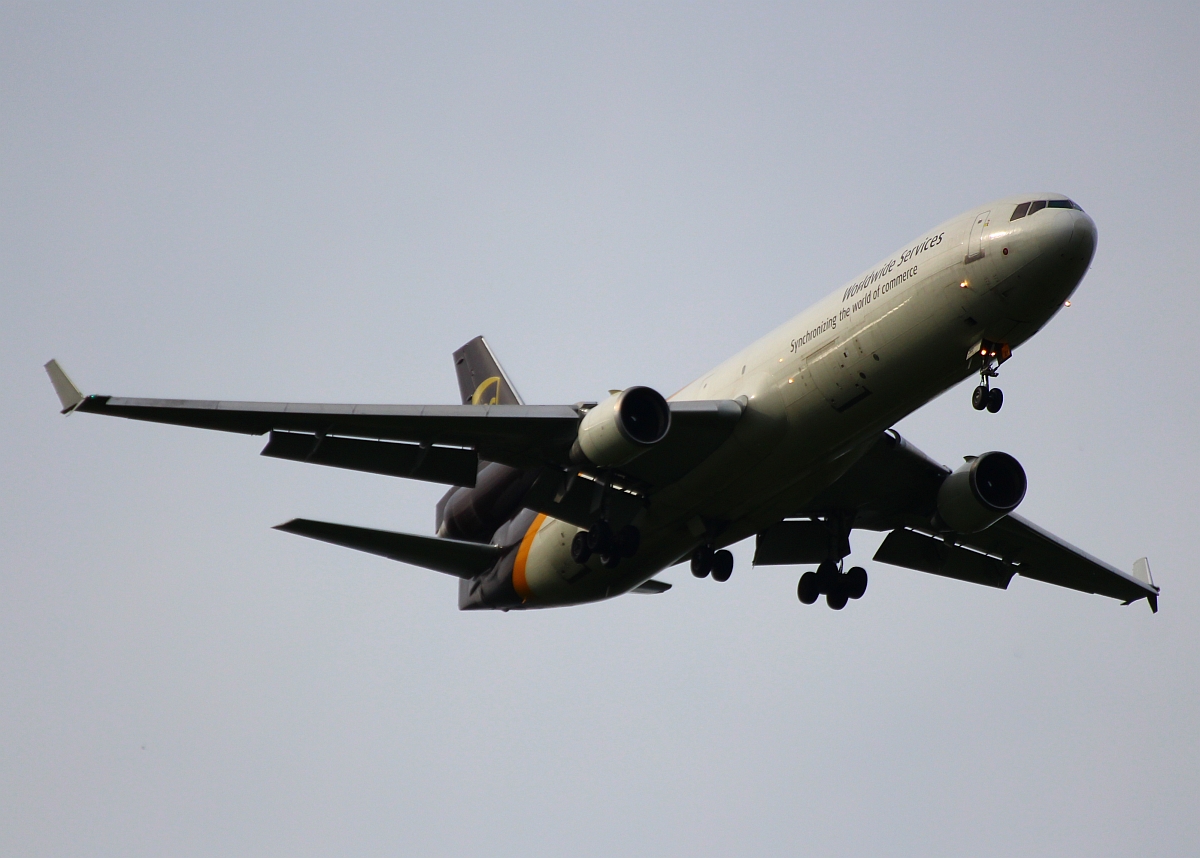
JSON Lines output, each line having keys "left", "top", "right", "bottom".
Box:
{"left": 789, "top": 430, "right": 1159, "bottom": 610}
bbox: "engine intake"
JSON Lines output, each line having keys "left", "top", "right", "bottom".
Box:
{"left": 572, "top": 386, "right": 671, "bottom": 467}
{"left": 936, "top": 451, "right": 1027, "bottom": 533}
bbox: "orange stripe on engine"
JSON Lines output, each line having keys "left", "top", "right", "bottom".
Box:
{"left": 512, "top": 513, "right": 547, "bottom": 602}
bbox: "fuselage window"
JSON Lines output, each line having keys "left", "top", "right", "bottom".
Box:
{"left": 1010, "top": 201, "right": 1032, "bottom": 220}
{"left": 1027, "top": 200, "right": 1047, "bottom": 215}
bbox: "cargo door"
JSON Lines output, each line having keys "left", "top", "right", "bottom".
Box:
{"left": 965, "top": 211, "right": 990, "bottom": 263}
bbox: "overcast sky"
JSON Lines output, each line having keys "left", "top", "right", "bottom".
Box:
{"left": 3, "top": 3, "right": 1199, "bottom": 856}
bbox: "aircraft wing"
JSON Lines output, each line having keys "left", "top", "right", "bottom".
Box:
{"left": 74, "top": 393, "right": 581, "bottom": 468}
{"left": 44, "top": 361, "right": 743, "bottom": 490}
{"left": 792, "top": 430, "right": 1160, "bottom": 610}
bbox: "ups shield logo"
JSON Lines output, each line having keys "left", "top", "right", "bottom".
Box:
{"left": 471, "top": 376, "right": 503, "bottom": 405}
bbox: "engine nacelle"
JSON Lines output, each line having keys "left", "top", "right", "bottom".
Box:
{"left": 572, "top": 386, "right": 671, "bottom": 467}
{"left": 936, "top": 451, "right": 1027, "bottom": 533}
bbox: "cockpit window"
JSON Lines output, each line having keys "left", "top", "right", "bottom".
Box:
{"left": 1010, "top": 199, "right": 1085, "bottom": 221}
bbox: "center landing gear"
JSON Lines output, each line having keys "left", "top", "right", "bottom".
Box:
{"left": 571, "top": 521, "right": 640, "bottom": 568}
{"left": 691, "top": 545, "right": 735, "bottom": 582}
{"left": 797, "top": 561, "right": 868, "bottom": 610}
{"left": 971, "top": 342, "right": 1008, "bottom": 413}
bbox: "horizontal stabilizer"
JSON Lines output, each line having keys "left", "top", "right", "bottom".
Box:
{"left": 632, "top": 579, "right": 672, "bottom": 594}
{"left": 44, "top": 360, "right": 84, "bottom": 414}
{"left": 262, "top": 431, "right": 479, "bottom": 487}
{"left": 275, "top": 518, "right": 503, "bottom": 579}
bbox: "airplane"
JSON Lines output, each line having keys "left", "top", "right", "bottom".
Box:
{"left": 45, "top": 192, "right": 1159, "bottom": 613}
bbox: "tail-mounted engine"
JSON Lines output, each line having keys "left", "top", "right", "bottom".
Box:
{"left": 936, "top": 451, "right": 1027, "bottom": 533}
{"left": 571, "top": 386, "right": 671, "bottom": 467}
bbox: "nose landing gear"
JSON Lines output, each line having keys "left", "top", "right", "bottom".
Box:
{"left": 971, "top": 341, "right": 1010, "bottom": 413}
{"left": 972, "top": 383, "right": 1003, "bottom": 413}
{"left": 797, "top": 561, "right": 868, "bottom": 609}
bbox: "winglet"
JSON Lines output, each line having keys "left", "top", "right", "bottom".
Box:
{"left": 1132, "top": 557, "right": 1159, "bottom": 613}
{"left": 44, "top": 360, "right": 85, "bottom": 414}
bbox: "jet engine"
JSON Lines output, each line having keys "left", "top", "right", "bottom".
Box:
{"left": 936, "top": 451, "right": 1027, "bottom": 533}
{"left": 571, "top": 386, "right": 671, "bottom": 467}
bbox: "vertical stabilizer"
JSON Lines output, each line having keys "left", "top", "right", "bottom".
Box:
{"left": 453, "top": 336, "right": 524, "bottom": 405}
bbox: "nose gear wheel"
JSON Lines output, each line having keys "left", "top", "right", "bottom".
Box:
{"left": 971, "top": 341, "right": 1008, "bottom": 413}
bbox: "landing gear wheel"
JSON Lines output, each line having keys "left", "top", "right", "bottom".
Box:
{"left": 586, "top": 520, "right": 614, "bottom": 555}
{"left": 826, "top": 588, "right": 849, "bottom": 610}
{"left": 986, "top": 387, "right": 1004, "bottom": 413}
{"left": 846, "top": 566, "right": 868, "bottom": 600}
{"left": 616, "top": 525, "right": 641, "bottom": 558}
{"left": 570, "top": 531, "right": 592, "bottom": 564}
{"left": 710, "top": 550, "right": 734, "bottom": 582}
{"left": 797, "top": 571, "right": 820, "bottom": 604}
{"left": 691, "top": 545, "right": 714, "bottom": 578}
{"left": 972, "top": 385, "right": 990, "bottom": 411}
{"left": 816, "top": 560, "right": 839, "bottom": 592}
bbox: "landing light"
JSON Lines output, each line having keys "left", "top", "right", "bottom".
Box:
{"left": 960, "top": 280, "right": 969, "bottom": 289}
{"left": 1064, "top": 300, "right": 1072, "bottom": 307}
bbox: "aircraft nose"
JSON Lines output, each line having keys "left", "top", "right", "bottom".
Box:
{"left": 1070, "top": 210, "right": 1098, "bottom": 265}
{"left": 1038, "top": 207, "right": 1096, "bottom": 269}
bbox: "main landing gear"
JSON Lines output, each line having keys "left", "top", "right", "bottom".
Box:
{"left": 971, "top": 342, "right": 1008, "bottom": 413}
{"left": 797, "top": 560, "right": 868, "bottom": 610}
{"left": 691, "top": 545, "right": 735, "bottom": 582}
{"left": 571, "top": 521, "right": 640, "bottom": 569}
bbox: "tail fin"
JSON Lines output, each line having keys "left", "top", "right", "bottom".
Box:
{"left": 453, "top": 336, "right": 524, "bottom": 405}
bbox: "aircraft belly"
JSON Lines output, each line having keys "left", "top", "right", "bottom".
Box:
{"left": 655, "top": 275, "right": 993, "bottom": 543}
{"left": 517, "top": 515, "right": 691, "bottom": 607}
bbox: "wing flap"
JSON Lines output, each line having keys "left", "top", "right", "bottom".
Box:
{"left": 261, "top": 431, "right": 479, "bottom": 487}
{"left": 956, "top": 514, "right": 1159, "bottom": 607}
{"left": 275, "top": 518, "right": 502, "bottom": 579}
{"left": 874, "top": 528, "right": 1015, "bottom": 589}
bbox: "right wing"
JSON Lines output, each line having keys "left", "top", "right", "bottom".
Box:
{"left": 45, "top": 360, "right": 743, "bottom": 492}
{"left": 75, "top": 394, "right": 581, "bottom": 468}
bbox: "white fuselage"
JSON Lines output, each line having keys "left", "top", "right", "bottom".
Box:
{"left": 513, "top": 194, "right": 1097, "bottom": 606}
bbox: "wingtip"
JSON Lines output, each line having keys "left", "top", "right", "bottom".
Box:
{"left": 44, "top": 359, "right": 85, "bottom": 414}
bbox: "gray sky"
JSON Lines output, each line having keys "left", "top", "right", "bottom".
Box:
{"left": 3, "top": 3, "right": 1198, "bottom": 855}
